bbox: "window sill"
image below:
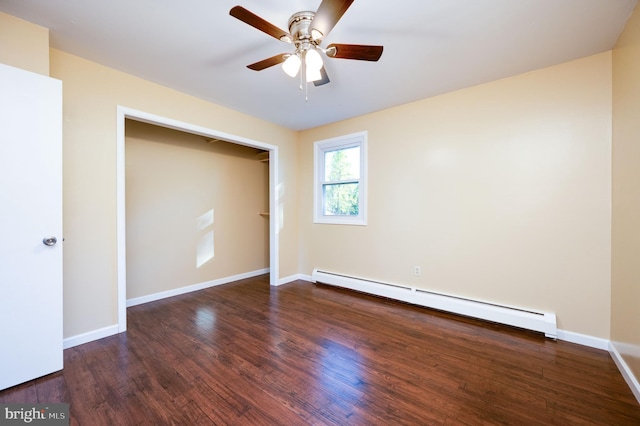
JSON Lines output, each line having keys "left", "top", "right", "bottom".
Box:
{"left": 314, "top": 217, "right": 367, "bottom": 226}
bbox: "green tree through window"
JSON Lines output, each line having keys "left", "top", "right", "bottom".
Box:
{"left": 324, "top": 148, "right": 359, "bottom": 216}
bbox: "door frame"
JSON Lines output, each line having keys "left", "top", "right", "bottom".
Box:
{"left": 116, "top": 106, "right": 279, "bottom": 332}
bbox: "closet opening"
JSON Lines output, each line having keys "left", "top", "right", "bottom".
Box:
{"left": 116, "top": 107, "right": 279, "bottom": 332}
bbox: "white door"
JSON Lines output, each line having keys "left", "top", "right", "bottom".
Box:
{"left": 0, "top": 63, "right": 63, "bottom": 391}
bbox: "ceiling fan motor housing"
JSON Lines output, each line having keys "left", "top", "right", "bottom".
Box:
{"left": 287, "top": 11, "right": 319, "bottom": 51}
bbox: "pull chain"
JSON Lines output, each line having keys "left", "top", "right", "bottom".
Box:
{"left": 299, "top": 60, "right": 303, "bottom": 91}
{"left": 306, "top": 60, "right": 311, "bottom": 101}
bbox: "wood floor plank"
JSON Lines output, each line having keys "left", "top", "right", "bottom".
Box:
{"left": 1, "top": 274, "right": 639, "bottom": 425}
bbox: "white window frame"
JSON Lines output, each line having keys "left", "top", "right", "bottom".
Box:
{"left": 313, "top": 131, "right": 367, "bottom": 225}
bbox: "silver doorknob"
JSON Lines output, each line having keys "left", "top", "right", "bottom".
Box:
{"left": 42, "top": 236, "right": 57, "bottom": 246}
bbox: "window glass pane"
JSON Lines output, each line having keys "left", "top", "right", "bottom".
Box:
{"left": 324, "top": 146, "right": 360, "bottom": 181}
{"left": 323, "top": 183, "right": 359, "bottom": 216}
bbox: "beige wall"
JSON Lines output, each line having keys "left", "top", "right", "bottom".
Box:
{"left": 612, "top": 4, "right": 640, "bottom": 381}
{"left": 299, "top": 53, "right": 613, "bottom": 338}
{"left": 49, "top": 49, "right": 298, "bottom": 338}
{"left": 0, "top": 12, "right": 49, "bottom": 75}
{"left": 125, "top": 120, "right": 269, "bottom": 299}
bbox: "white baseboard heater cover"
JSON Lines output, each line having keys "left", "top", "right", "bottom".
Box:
{"left": 311, "top": 269, "right": 557, "bottom": 339}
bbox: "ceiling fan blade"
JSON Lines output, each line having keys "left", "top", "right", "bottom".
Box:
{"left": 313, "top": 67, "right": 331, "bottom": 86}
{"left": 311, "top": 0, "right": 354, "bottom": 41}
{"left": 326, "top": 44, "right": 384, "bottom": 61}
{"left": 230, "top": 6, "right": 292, "bottom": 43}
{"left": 247, "top": 54, "right": 288, "bottom": 71}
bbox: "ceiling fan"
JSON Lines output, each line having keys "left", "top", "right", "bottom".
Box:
{"left": 229, "top": 0, "right": 383, "bottom": 88}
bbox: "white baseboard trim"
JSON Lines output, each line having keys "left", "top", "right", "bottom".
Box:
{"left": 63, "top": 324, "right": 119, "bottom": 349}
{"left": 609, "top": 342, "right": 640, "bottom": 404}
{"left": 298, "top": 274, "right": 313, "bottom": 282}
{"left": 126, "top": 268, "right": 270, "bottom": 307}
{"left": 556, "top": 329, "right": 610, "bottom": 351}
{"left": 277, "top": 273, "right": 313, "bottom": 286}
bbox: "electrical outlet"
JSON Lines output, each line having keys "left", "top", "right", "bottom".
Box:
{"left": 414, "top": 266, "right": 421, "bottom": 276}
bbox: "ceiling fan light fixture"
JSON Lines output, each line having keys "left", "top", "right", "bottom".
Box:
{"left": 306, "top": 66, "right": 322, "bottom": 82}
{"left": 305, "top": 48, "right": 323, "bottom": 70}
{"left": 282, "top": 54, "right": 301, "bottom": 77}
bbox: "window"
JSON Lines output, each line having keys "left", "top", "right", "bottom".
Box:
{"left": 314, "top": 131, "right": 367, "bottom": 225}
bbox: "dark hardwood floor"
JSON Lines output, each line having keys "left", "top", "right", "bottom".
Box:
{"left": 2, "top": 274, "right": 639, "bottom": 425}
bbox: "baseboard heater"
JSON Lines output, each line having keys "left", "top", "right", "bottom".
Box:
{"left": 311, "top": 269, "right": 557, "bottom": 339}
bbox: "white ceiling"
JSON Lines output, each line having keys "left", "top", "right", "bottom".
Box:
{"left": 1, "top": 0, "right": 636, "bottom": 130}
